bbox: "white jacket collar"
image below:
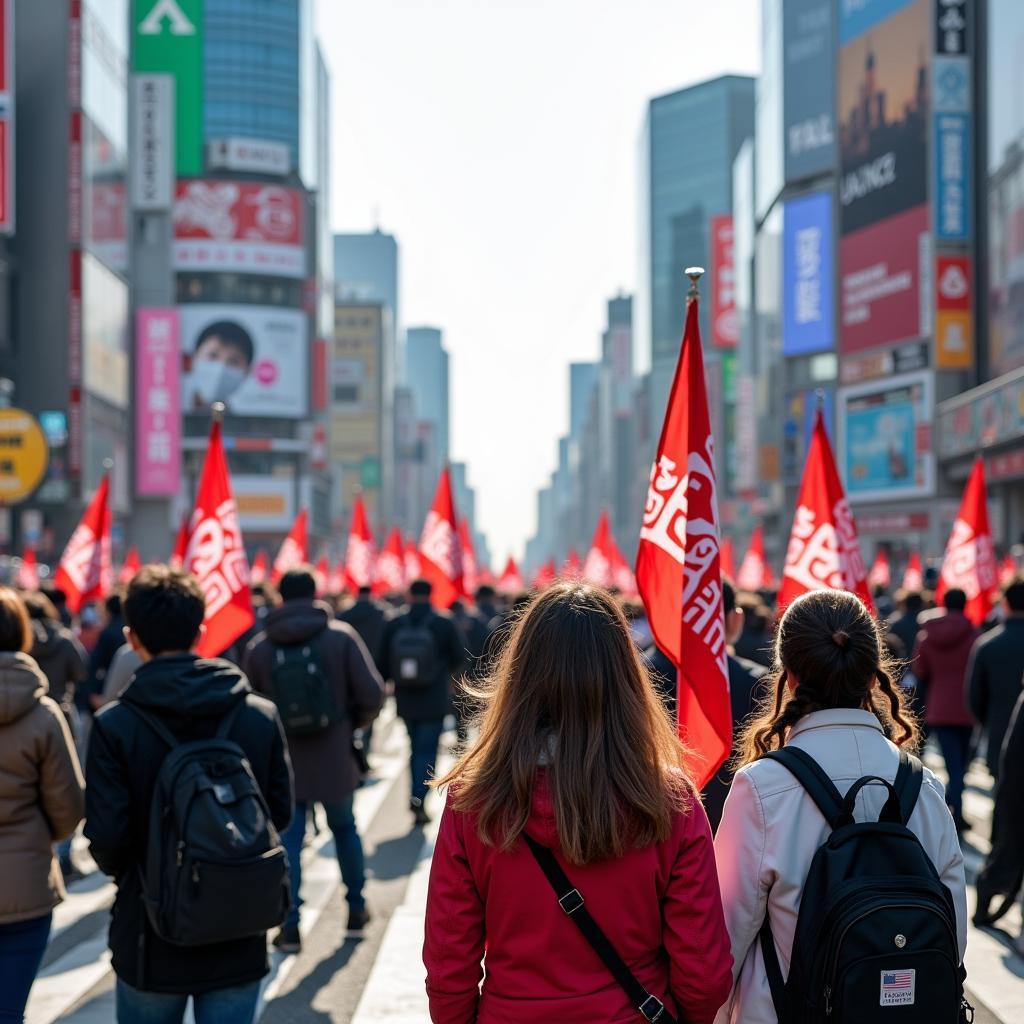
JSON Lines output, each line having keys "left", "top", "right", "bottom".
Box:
{"left": 787, "top": 707, "right": 883, "bottom": 741}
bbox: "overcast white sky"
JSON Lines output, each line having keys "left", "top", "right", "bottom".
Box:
{"left": 315, "top": 0, "right": 761, "bottom": 563}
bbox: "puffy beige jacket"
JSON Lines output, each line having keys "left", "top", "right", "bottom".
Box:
{"left": 714, "top": 709, "right": 968, "bottom": 1024}
{"left": 0, "top": 652, "right": 85, "bottom": 924}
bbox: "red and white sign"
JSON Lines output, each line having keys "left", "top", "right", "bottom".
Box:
{"left": 272, "top": 508, "right": 309, "bottom": 584}
{"left": 135, "top": 308, "right": 181, "bottom": 497}
{"left": 936, "top": 254, "right": 971, "bottom": 311}
{"left": 902, "top": 553, "right": 924, "bottom": 591}
{"left": 418, "top": 469, "right": 464, "bottom": 608}
{"left": 343, "top": 496, "right": 377, "bottom": 593}
{"left": 172, "top": 180, "right": 306, "bottom": 278}
{"left": 374, "top": 528, "right": 407, "bottom": 596}
{"left": 711, "top": 215, "right": 738, "bottom": 348}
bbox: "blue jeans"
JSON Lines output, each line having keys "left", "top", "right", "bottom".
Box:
{"left": 280, "top": 796, "right": 365, "bottom": 929}
{"left": 0, "top": 912, "right": 52, "bottom": 1023}
{"left": 407, "top": 718, "right": 445, "bottom": 804}
{"left": 934, "top": 724, "right": 973, "bottom": 822}
{"left": 116, "top": 978, "right": 260, "bottom": 1024}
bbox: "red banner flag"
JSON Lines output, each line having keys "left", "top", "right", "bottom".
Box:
{"left": 181, "top": 420, "right": 254, "bottom": 657}
{"left": 458, "top": 520, "right": 479, "bottom": 598}
{"left": 343, "top": 496, "right": 377, "bottom": 593}
{"left": 868, "top": 550, "right": 891, "bottom": 590}
{"left": 404, "top": 538, "right": 422, "bottom": 585}
{"left": 17, "top": 546, "right": 40, "bottom": 591}
{"left": 736, "top": 526, "right": 772, "bottom": 592}
{"left": 583, "top": 511, "right": 615, "bottom": 588}
{"left": 419, "top": 468, "right": 464, "bottom": 608}
{"left": 936, "top": 457, "right": 997, "bottom": 626}
{"left": 902, "top": 553, "right": 924, "bottom": 592}
{"left": 272, "top": 508, "right": 309, "bottom": 584}
{"left": 314, "top": 555, "right": 330, "bottom": 597}
{"left": 55, "top": 474, "right": 112, "bottom": 614}
{"left": 720, "top": 537, "right": 736, "bottom": 581}
{"left": 497, "top": 556, "right": 524, "bottom": 594}
{"left": 533, "top": 559, "right": 557, "bottom": 590}
{"left": 119, "top": 546, "right": 142, "bottom": 585}
{"left": 636, "top": 288, "right": 730, "bottom": 789}
{"left": 1000, "top": 553, "right": 1017, "bottom": 588}
{"left": 373, "top": 528, "right": 406, "bottom": 595}
{"left": 250, "top": 548, "right": 268, "bottom": 586}
{"left": 779, "top": 410, "right": 872, "bottom": 611}
{"left": 608, "top": 537, "right": 639, "bottom": 598}
{"left": 560, "top": 548, "right": 582, "bottom": 579}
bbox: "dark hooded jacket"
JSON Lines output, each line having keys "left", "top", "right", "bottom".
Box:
{"left": 913, "top": 610, "right": 980, "bottom": 726}
{"left": 84, "top": 655, "right": 293, "bottom": 994}
{"left": 244, "top": 600, "right": 385, "bottom": 803}
{"left": 338, "top": 596, "right": 391, "bottom": 664}
{"left": 29, "top": 619, "right": 88, "bottom": 713}
{"left": 967, "top": 618, "right": 1024, "bottom": 775}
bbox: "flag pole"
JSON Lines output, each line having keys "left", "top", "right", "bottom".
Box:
{"left": 211, "top": 401, "right": 225, "bottom": 425}
{"left": 685, "top": 266, "right": 705, "bottom": 304}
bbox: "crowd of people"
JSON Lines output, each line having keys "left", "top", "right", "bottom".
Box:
{"left": 0, "top": 559, "right": 1021, "bottom": 1022}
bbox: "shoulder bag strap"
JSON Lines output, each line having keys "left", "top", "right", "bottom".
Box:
{"left": 522, "top": 833, "right": 678, "bottom": 1024}
{"left": 892, "top": 748, "right": 924, "bottom": 825}
{"left": 762, "top": 747, "right": 845, "bottom": 829}
{"left": 758, "top": 916, "right": 787, "bottom": 1021}
{"left": 123, "top": 701, "right": 180, "bottom": 750}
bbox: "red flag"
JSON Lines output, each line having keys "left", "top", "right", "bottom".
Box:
{"left": 119, "top": 546, "right": 142, "bottom": 586}
{"left": 720, "top": 537, "right": 736, "bottom": 580}
{"left": 314, "top": 555, "right": 330, "bottom": 597}
{"left": 55, "top": 474, "right": 112, "bottom": 614}
{"left": 779, "top": 411, "right": 872, "bottom": 612}
{"left": 272, "top": 509, "right": 309, "bottom": 584}
{"left": 497, "top": 556, "right": 524, "bottom": 594}
{"left": 181, "top": 421, "right": 254, "bottom": 657}
{"left": 404, "top": 538, "right": 422, "bottom": 585}
{"left": 561, "top": 548, "right": 582, "bottom": 579}
{"left": 583, "top": 511, "right": 615, "bottom": 587}
{"left": 607, "top": 536, "right": 639, "bottom": 597}
{"left": 936, "top": 458, "right": 998, "bottom": 626}
{"left": 736, "top": 526, "right": 772, "bottom": 592}
{"left": 17, "top": 546, "right": 40, "bottom": 591}
{"left": 868, "top": 550, "right": 891, "bottom": 590}
{"left": 533, "top": 559, "right": 557, "bottom": 590}
{"left": 1000, "top": 553, "right": 1017, "bottom": 588}
{"left": 636, "top": 291, "right": 730, "bottom": 789}
{"left": 374, "top": 528, "right": 406, "bottom": 595}
{"left": 902, "top": 553, "right": 924, "bottom": 592}
{"left": 170, "top": 515, "right": 189, "bottom": 570}
{"left": 343, "top": 496, "right": 377, "bottom": 593}
{"left": 418, "top": 468, "right": 464, "bottom": 607}
{"left": 329, "top": 561, "right": 345, "bottom": 595}
{"left": 250, "top": 549, "right": 268, "bottom": 586}
{"left": 458, "top": 520, "right": 479, "bottom": 597}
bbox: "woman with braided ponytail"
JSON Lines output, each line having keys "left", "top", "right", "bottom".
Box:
{"left": 712, "top": 589, "right": 968, "bottom": 1024}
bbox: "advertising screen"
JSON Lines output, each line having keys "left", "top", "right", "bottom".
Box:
{"left": 783, "top": 0, "right": 836, "bottom": 182}
{"left": 135, "top": 308, "right": 180, "bottom": 497}
{"left": 710, "top": 215, "right": 738, "bottom": 348}
{"left": 783, "top": 191, "right": 834, "bottom": 355}
{"left": 180, "top": 304, "right": 308, "bottom": 418}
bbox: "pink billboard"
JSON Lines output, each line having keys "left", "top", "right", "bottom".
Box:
{"left": 135, "top": 308, "right": 181, "bottom": 497}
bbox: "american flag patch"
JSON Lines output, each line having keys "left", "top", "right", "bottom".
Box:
{"left": 880, "top": 968, "right": 916, "bottom": 1006}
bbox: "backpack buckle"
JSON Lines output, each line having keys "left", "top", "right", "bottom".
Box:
{"left": 639, "top": 995, "right": 665, "bottom": 1021}
{"left": 558, "top": 888, "right": 584, "bottom": 915}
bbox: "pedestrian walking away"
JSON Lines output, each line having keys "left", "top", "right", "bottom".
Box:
{"left": 245, "top": 565, "right": 385, "bottom": 953}
{"left": 714, "top": 589, "right": 968, "bottom": 1024}
{"left": 424, "top": 582, "right": 733, "bottom": 1024}
{"left": 84, "top": 566, "right": 294, "bottom": 1024}
{"left": 0, "top": 587, "right": 85, "bottom": 1024}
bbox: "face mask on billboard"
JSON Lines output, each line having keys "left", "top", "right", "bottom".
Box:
{"left": 190, "top": 358, "right": 248, "bottom": 404}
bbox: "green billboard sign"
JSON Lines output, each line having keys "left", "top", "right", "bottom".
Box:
{"left": 133, "top": 0, "right": 204, "bottom": 176}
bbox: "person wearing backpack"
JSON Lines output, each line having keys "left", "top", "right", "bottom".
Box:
{"left": 423, "top": 583, "right": 733, "bottom": 1023}
{"left": 244, "top": 566, "right": 384, "bottom": 952}
{"left": 84, "top": 566, "right": 294, "bottom": 1024}
{"left": 713, "top": 588, "right": 968, "bottom": 1024}
{"left": 377, "top": 579, "right": 465, "bottom": 825}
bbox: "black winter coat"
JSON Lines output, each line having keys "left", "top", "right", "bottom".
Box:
{"left": 968, "top": 618, "right": 1024, "bottom": 775}
{"left": 30, "top": 619, "right": 88, "bottom": 712}
{"left": 84, "top": 655, "right": 293, "bottom": 994}
{"left": 338, "top": 597, "right": 390, "bottom": 664}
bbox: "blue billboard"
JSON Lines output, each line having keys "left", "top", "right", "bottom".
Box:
{"left": 783, "top": 191, "right": 834, "bottom": 356}
{"left": 839, "top": 0, "right": 917, "bottom": 44}
{"left": 934, "top": 113, "right": 971, "bottom": 242}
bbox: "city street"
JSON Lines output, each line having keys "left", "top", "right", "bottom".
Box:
{"left": 23, "top": 704, "right": 1024, "bottom": 1024}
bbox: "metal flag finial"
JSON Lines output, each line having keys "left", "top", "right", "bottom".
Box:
{"left": 685, "top": 266, "right": 705, "bottom": 303}
{"left": 211, "top": 401, "right": 226, "bottom": 424}
{"left": 102, "top": 457, "right": 114, "bottom": 473}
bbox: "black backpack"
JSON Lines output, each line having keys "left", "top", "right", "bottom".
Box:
{"left": 127, "top": 702, "right": 290, "bottom": 947}
{"left": 268, "top": 634, "right": 339, "bottom": 735}
{"left": 390, "top": 616, "right": 437, "bottom": 689}
{"left": 759, "top": 747, "right": 970, "bottom": 1024}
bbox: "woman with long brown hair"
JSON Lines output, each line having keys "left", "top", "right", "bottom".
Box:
{"left": 713, "top": 588, "right": 967, "bottom": 1023}
{"left": 423, "top": 582, "right": 732, "bottom": 1023}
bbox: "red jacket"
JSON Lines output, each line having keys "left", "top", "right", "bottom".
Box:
{"left": 913, "top": 610, "right": 980, "bottom": 726}
{"left": 423, "top": 771, "right": 733, "bottom": 1023}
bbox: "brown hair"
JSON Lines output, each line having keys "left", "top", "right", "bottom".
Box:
{"left": 435, "top": 582, "right": 692, "bottom": 866}
{"left": 736, "top": 589, "right": 919, "bottom": 768}
{"left": 0, "top": 587, "right": 33, "bottom": 653}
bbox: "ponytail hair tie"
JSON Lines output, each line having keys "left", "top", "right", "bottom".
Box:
{"left": 832, "top": 630, "right": 850, "bottom": 650}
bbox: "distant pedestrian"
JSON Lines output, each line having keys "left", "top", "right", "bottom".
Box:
{"left": 424, "top": 583, "right": 732, "bottom": 1023}
{"left": 245, "top": 566, "right": 384, "bottom": 951}
{"left": 338, "top": 585, "right": 391, "bottom": 664}
{"left": 100, "top": 643, "right": 144, "bottom": 704}
{"left": 888, "top": 589, "right": 925, "bottom": 654}
{"left": 967, "top": 578, "right": 1024, "bottom": 780}
{"left": 913, "top": 588, "right": 981, "bottom": 830}
{"left": 85, "top": 567, "right": 293, "bottom": 1024}
{"left": 377, "top": 579, "right": 464, "bottom": 825}
{"left": 84, "top": 593, "right": 125, "bottom": 712}
{"left": 0, "top": 587, "right": 85, "bottom": 1023}
{"left": 733, "top": 594, "right": 772, "bottom": 667}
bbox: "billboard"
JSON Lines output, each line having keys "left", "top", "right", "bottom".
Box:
{"left": 131, "top": 74, "right": 174, "bottom": 211}
{"left": 934, "top": 253, "right": 972, "bottom": 368}
{"left": 839, "top": 371, "right": 934, "bottom": 502}
{"left": 134, "top": 0, "right": 204, "bottom": 176}
{"left": 180, "top": 304, "right": 308, "bottom": 418}
{"left": 232, "top": 475, "right": 296, "bottom": 532}
{"left": 172, "top": 180, "right": 306, "bottom": 278}
{"left": 710, "top": 215, "right": 737, "bottom": 348}
{"left": 783, "top": 191, "right": 834, "bottom": 355}
{"left": 839, "top": 0, "right": 919, "bottom": 45}
{"left": 135, "top": 308, "right": 181, "bottom": 496}
{"left": 783, "top": 0, "right": 836, "bottom": 182}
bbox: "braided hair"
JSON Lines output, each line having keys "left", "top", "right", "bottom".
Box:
{"left": 735, "top": 589, "right": 920, "bottom": 768}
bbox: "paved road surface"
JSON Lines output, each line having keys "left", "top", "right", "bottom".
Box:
{"left": 27, "top": 713, "right": 1024, "bottom": 1023}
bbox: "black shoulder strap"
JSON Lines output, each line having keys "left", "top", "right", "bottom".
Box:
{"left": 123, "top": 702, "right": 180, "bottom": 751}
{"left": 522, "top": 834, "right": 677, "bottom": 1024}
{"left": 762, "top": 747, "right": 845, "bottom": 829}
{"left": 759, "top": 916, "right": 787, "bottom": 1020}
{"left": 893, "top": 748, "right": 924, "bottom": 825}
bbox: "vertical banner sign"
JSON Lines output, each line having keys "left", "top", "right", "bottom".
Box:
{"left": 134, "top": 0, "right": 204, "bottom": 177}
{"left": 131, "top": 74, "right": 174, "bottom": 210}
{"left": 932, "top": 0, "right": 971, "bottom": 243}
{"left": 0, "top": 0, "right": 14, "bottom": 233}
{"left": 710, "top": 216, "right": 738, "bottom": 348}
{"left": 783, "top": 191, "right": 834, "bottom": 355}
{"left": 135, "top": 308, "right": 181, "bottom": 496}
{"left": 935, "top": 253, "right": 973, "bottom": 367}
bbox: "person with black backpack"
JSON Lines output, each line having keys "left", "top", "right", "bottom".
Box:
{"left": 713, "top": 588, "right": 969, "bottom": 1024}
{"left": 377, "top": 579, "right": 465, "bottom": 825}
{"left": 84, "top": 566, "right": 294, "bottom": 1024}
{"left": 244, "top": 566, "right": 384, "bottom": 952}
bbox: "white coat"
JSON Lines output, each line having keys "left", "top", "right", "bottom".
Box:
{"left": 713, "top": 708, "right": 968, "bottom": 1024}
